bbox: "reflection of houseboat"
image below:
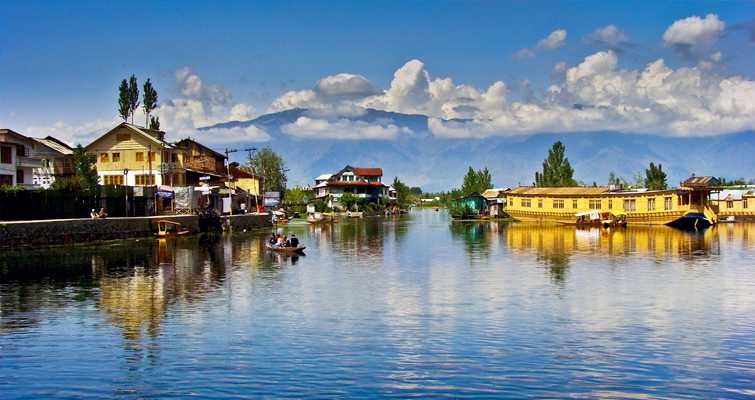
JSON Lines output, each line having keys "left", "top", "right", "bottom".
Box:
{"left": 156, "top": 220, "right": 190, "bottom": 237}
{"left": 504, "top": 176, "right": 719, "bottom": 229}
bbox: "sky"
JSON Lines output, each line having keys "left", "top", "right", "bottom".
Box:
{"left": 1, "top": 1, "right": 755, "bottom": 147}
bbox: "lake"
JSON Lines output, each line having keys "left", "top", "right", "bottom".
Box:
{"left": 1, "top": 209, "right": 754, "bottom": 398}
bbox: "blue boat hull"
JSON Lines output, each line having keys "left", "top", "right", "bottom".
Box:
{"left": 667, "top": 213, "right": 712, "bottom": 230}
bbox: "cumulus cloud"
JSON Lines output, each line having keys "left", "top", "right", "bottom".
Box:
{"left": 281, "top": 116, "right": 411, "bottom": 140}
{"left": 586, "top": 25, "right": 631, "bottom": 51}
{"left": 537, "top": 29, "right": 568, "bottom": 49}
{"left": 663, "top": 14, "right": 725, "bottom": 59}
{"left": 24, "top": 118, "right": 120, "bottom": 146}
{"left": 196, "top": 125, "right": 270, "bottom": 145}
{"left": 513, "top": 48, "right": 535, "bottom": 59}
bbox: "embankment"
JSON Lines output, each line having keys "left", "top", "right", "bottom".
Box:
{"left": 0, "top": 214, "right": 271, "bottom": 248}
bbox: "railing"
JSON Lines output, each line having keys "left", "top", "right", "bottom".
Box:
{"left": 16, "top": 156, "right": 42, "bottom": 168}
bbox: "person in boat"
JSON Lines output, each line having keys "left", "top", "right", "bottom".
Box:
{"left": 276, "top": 234, "right": 286, "bottom": 247}
{"left": 269, "top": 233, "right": 277, "bottom": 245}
{"left": 289, "top": 234, "right": 299, "bottom": 248}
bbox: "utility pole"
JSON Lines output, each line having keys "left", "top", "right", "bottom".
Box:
{"left": 242, "top": 148, "right": 257, "bottom": 212}
{"left": 224, "top": 148, "right": 238, "bottom": 231}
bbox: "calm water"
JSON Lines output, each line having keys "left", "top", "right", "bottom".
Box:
{"left": 1, "top": 210, "right": 754, "bottom": 399}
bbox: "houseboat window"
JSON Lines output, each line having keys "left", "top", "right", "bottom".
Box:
{"left": 727, "top": 201, "right": 734, "bottom": 209}
{"left": 589, "top": 199, "right": 601, "bottom": 209}
{"left": 679, "top": 194, "right": 689, "bottom": 206}
{"left": 608, "top": 199, "right": 613, "bottom": 209}
{"left": 647, "top": 198, "right": 655, "bottom": 211}
{"left": 100, "top": 153, "right": 109, "bottom": 163}
{"left": 112, "top": 152, "right": 121, "bottom": 162}
{"left": 623, "top": 199, "right": 636, "bottom": 212}
{"left": 664, "top": 197, "right": 672, "bottom": 210}
{"left": 521, "top": 198, "right": 531, "bottom": 208}
{"left": 103, "top": 175, "right": 124, "bottom": 186}
{"left": 136, "top": 152, "right": 144, "bottom": 162}
{"left": 538, "top": 199, "right": 543, "bottom": 208}
{"left": 0, "top": 146, "right": 11, "bottom": 164}
{"left": 135, "top": 174, "right": 155, "bottom": 186}
{"left": 553, "top": 199, "right": 564, "bottom": 209}
{"left": 572, "top": 199, "right": 578, "bottom": 209}
{"left": 745, "top": 199, "right": 749, "bottom": 209}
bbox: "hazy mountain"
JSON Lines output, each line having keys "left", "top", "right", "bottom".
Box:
{"left": 200, "top": 108, "right": 755, "bottom": 192}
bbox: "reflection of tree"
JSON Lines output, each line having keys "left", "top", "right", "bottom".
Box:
{"left": 449, "top": 221, "right": 491, "bottom": 260}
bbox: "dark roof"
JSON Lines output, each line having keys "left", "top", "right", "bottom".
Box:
{"left": 682, "top": 176, "right": 719, "bottom": 187}
{"left": 229, "top": 166, "right": 257, "bottom": 179}
{"left": 174, "top": 138, "right": 226, "bottom": 159}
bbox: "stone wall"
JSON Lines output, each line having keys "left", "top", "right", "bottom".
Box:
{"left": 0, "top": 214, "right": 271, "bottom": 248}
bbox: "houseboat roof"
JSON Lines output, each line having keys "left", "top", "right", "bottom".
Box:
{"left": 681, "top": 176, "right": 720, "bottom": 188}
{"left": 717, "top": 189, "right": 755, "bottom": 200}
{"left": 481, "top": 188, "right": 509, "bottom": 199}
{"left": 508, "top": 186, "right": 610, "bottom": 196}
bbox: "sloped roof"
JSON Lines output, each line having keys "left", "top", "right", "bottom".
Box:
{"left": 718, "top": 189, "right": 755, "bottom": 201}
{"left": 0, "top": 128, "right": 37, "bottom": 145}
{"left": 327, "top": 180, "right": 386, "bottom": 187}
{"left": 85, "top": 122, "right": 173, "bottom": 150}
{"left": 352, "top": 167, "right": 382, "bottom": 177}
{"left": 315, "top": 173, "right": 333, "bottom": 181}
{"left": 682, "top": 176, "right": 719, "bottom": 187}
{"left": 508, "top": 186, "right": 610, "bottom": 196}
{"left": 481, "top": 188, "right": 509, "bottom": 199}
{"left": 34, "top": 136, "right": 73, "bottom": 155}
{"left": 174, "top": 137, "right": 225, "bottom": 158}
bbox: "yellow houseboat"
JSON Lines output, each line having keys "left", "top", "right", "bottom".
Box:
{"left": 504, "top": 176, "right": 719, "bottom": 229}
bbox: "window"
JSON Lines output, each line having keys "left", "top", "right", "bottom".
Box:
{"left": 538, "top": 199, "right": 543, "bottom": 208}
{"left": 171, "top": 153, "right": 179, "bottom": 163}
{"left": 608, "top": 199, "right": 613, "bottom": 209}
{"left": 41, "top": 159, "right": 50, "bottom": 168}
{"left": 647, "top": 198, "right": 655, "bottom": 211}
{"left": 623, "top": 199, "right": 636, "bottom": 212}
{"left": 745, "top": 199, "right": 749, "bottom": 209}
{"left": 1, "top": 146, "right": 12, "bottom": 164}
{"left": 727, "top": 201, "right": 734, "bottom": 209}
{"left": 100, "top": 153, "right": 109, "bottom": 163}
{"left": 572, "top": 199, "right": 578, "bottom": 209}
{"left": 0, "top": 174, "right": 12, "bottom": 186}
{"left": 16, "top": 169, "right": 24, "bottom": 184}
{"left": 135, "top": 152, "right": 144, "bottom": 162}
{"left": 135, "top": 174, "right": 155, "bottom": 186}
{"left": 103, "top": 175, "right": 124, "bottom": 186}
{"left": 148, "top": 152, "right": 156, "bottom": 162}
{"left": 16, "top": 145, "right": 25, "bottom": 157}
{"left": 111, "top": 152, "right": 121, "bottom": 162}
{"left": 521, "top": 198, "right": 531, "bottom": 208}
{"left": 589, "top": 199, "right": 601, "bottom": 209}
{"left": 553, "top": 199, "right": 565, "bottom": 209}
{"left": 664, "top": 197, "right": 673, "bottom": 210}
{"left": 116, "top": 133, "right": 131, "bottom": 142}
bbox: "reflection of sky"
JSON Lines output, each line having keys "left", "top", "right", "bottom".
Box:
{"left": 1, "top": 214, "right": 754, "bottom": 397}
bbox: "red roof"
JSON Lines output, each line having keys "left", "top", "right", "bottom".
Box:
{"left": 352, "top": 167, "right": 382, "bottom": 177}
{"left": 328, "top": 181, "right": 386, "bottom": 187}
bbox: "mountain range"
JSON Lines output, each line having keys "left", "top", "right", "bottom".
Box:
{"left": 200, "top": 108, "right": 755, "bottom": 192}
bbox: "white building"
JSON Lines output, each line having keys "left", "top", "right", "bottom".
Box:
{"left": 0, "top": 129, "right": 43, "bottom": 188}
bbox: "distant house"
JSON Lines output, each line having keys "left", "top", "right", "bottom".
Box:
{"left": 228, "top": 162, "right": 261, "bottom": 196}
{"left": 0, "top": 129, "right": 43, "bottom": 188}
{"left": 482, "top": 188, "right": 509, "bottom": 217}
{"left": 313, "top": 165, "right": 391, "bottom": 209}
{"left": 711, "top": 187, "right": 755, "bottom": 220}
{"left": 451, "top": 193, "right": 488, "bottom": 214}
{"left": 31, "top": 136, "right": 74, "bottom": 188}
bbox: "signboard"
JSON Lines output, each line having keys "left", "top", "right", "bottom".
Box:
{"left": 264, "top": 191, "right": 281, "bottom": 208}
{"left": 222, "top": 197, "right": 231, "bottom": 213}
{"left": 199, "top": 176, "right": 212, "bottom": 181}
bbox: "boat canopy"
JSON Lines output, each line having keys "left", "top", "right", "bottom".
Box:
{"left": 575, "top": 211, "right": 600, "bottom": 220}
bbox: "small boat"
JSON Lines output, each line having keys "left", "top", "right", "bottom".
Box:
{"left": 720, "top": 216, "right": 736, "bottom": 223}
{"left": 346, "top": 211, "right": 363, "bottom": 218}
{"left": 156, "top": 220, "right": 190, "bottom": 237}
{"left": 266, "top": 243, "right": 306, "bottom": 254}
{"left": 307, "top": 212, "right": 337, "bottom": 224}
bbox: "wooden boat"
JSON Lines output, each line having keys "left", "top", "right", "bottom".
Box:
{"left": 307, "top": 212, "right": 337, "bottom": 224}
{"left": 156, "top": 220, "right": 190, "bottom": 237}
{"left": 266, "top": 243, "right": 306, "bottom": 254}
{"left": 346, "top": 211, "right": 364, "bottom": 218}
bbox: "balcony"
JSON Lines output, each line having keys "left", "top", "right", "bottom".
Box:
{"left": 16, "top": 156, "right": 42, "bottom": 168}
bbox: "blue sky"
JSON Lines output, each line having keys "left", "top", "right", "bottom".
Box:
{"left": 1, "top": 1, "right": 754, "bottom": 144}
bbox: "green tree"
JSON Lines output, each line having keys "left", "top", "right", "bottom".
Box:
{"left": 339, "top": 192, "right": 359, "bottom": 211}
{"left": 127, "top": 75, "right": 140, "bottom": 124}
{"left": 72, "top": 144, "right": 99, "bottom": 193}
{"left": 607, "top": 171, "right": 622, "bottom": 186}
{"left": 118, "top": 79, "right": 130, "bottom": 121}
{"left": 248, "top": 148, "right": 287, "bottom": 196}
{"left": 392, "top": 176, "right": 412, "bottom": 209}
{"left": 535, "top": 141, "right": 577, "bottom": 187}
{"left": 149, "top": 115, "right": 160, "bottom": 130}
{"left": 461, "top": 166, "right": 493, "bottom": 195}
{"left": 143, "top": 78, "right": 158, "bottom": 126}
{"left": 644, "top": 162, "right": 667, "bottom": 190}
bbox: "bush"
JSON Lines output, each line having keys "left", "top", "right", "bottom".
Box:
{"left": 450, "top": 204, "right": 478, "bottom": 219}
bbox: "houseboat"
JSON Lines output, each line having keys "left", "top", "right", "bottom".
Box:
{"left": 710, "top": 187, "right": 755, "bottom": 221}
{"left": 503, "top": 176, "right": 720, "bottom": 229}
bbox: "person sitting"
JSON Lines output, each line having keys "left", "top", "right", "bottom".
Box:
{"left": 97, "top": 208, "right": 108, "bottom": 219}
{"left": 90, "top": 209, "right": 99, "bottom": 219}
{"left": 269, "top": 233, "right": 277, "bottom": 245}
{"left": 289, "top": 234, "right": 299, "bottom": 248}
{"left": 276, "top": 235, "right": 286, "bottom": 247}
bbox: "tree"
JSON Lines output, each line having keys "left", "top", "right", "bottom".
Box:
{"left": 149, "top": 115, "right": 160, "bottom": 130}
{"left": 339, "top": 192, "right": 359, "bottom": 211}
{"left": 127, "top": 75, "right": 140, "bottom": 124}
{"left": 644, "top": 162, "right": 667, "bottom": 190}
{"left": 607, "top": 171, "right": 622, "bottom": 186}
{"left": 248, "top": 148, "right": 287, "bottom": 196}
{"left": 392, "top": 177, "right": 412, "bottom": 209}
{"left": 72, "top": 144, "right": 99, "bottom": 193}
{"left": 461, "top": 166, "right": 493, "bottom": 195}
{"left": 535, "top": 141, "right": 577, "bottom": 187}
{"left": 143, "top": 78, "right": 158, "bottom": 126}
{"left": 118, "top": 79, "right": 130, "bottom": 121}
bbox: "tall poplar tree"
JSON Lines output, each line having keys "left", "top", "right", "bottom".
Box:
{"left": 118, "top": 79, "right": 130, "bottom": 121}
{"left": 149, "top": 116, "right": 160, "bottom": 130}
{"left": 127, "top": 75, "right": 140, "bottom": 124}
{"left": 644, "top": 162, "right": 668, "bottom": 190}
{"left": 535, "top": 141, "right": 577, "bottom": 187}
{"left": 142, "top": 78, "right": 158, "bottom": 127}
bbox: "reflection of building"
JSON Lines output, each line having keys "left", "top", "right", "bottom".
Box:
{"left": 504, "top": 176, "right": 720, "bottom": 228}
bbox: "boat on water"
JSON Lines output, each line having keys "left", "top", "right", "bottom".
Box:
{"left": 719, "top": 216, "right": 737, "bottom": 223}
{"left": 266, "top": 243, "right": 306, "bottom": 254}
{"left": 156, "top": 220, "right": 190, "bottom": 237}
{"left": 503, "top": 176, "right": 720, "bottom": 229}
{"left": 307, "top": 212, "right": 337, "bottom": 224}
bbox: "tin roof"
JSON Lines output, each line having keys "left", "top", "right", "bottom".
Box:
{"left": 508, "top": 186, "right": 610, "bottom": 196}
{"left": 681, "top": 176, "right": 719, "bottom": 187}
{"left": 34, "top": 136, "right": 73, "bottom": 155}
{"left": 717, "top": 189, "right": 755, "bottom": 201}
{"left": 481, "top": 188, "right": 508, "bottom": 199}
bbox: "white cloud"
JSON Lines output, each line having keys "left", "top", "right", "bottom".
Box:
{"left": 537, "top": 29, "right": 567, "bottom": 49}
{"left": 196, "top": 125, "right": 271, "bottom": 145}
{"left": 513, "top": 48, "right": 535, "bottom": 59}
{"left": 24, "top": 118, "right": 121, "bottom": 146}
{"left": 663, "top": 14, "right": 725, "bottom": 46}
{"left": 314, "top": 73, "right": 378, "bottom": 98}
{"left": 586, "top": 25, "right": 629, "bottom": 47}
{"left": 281, "top": 116, "right": 411, "bottom": 140}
